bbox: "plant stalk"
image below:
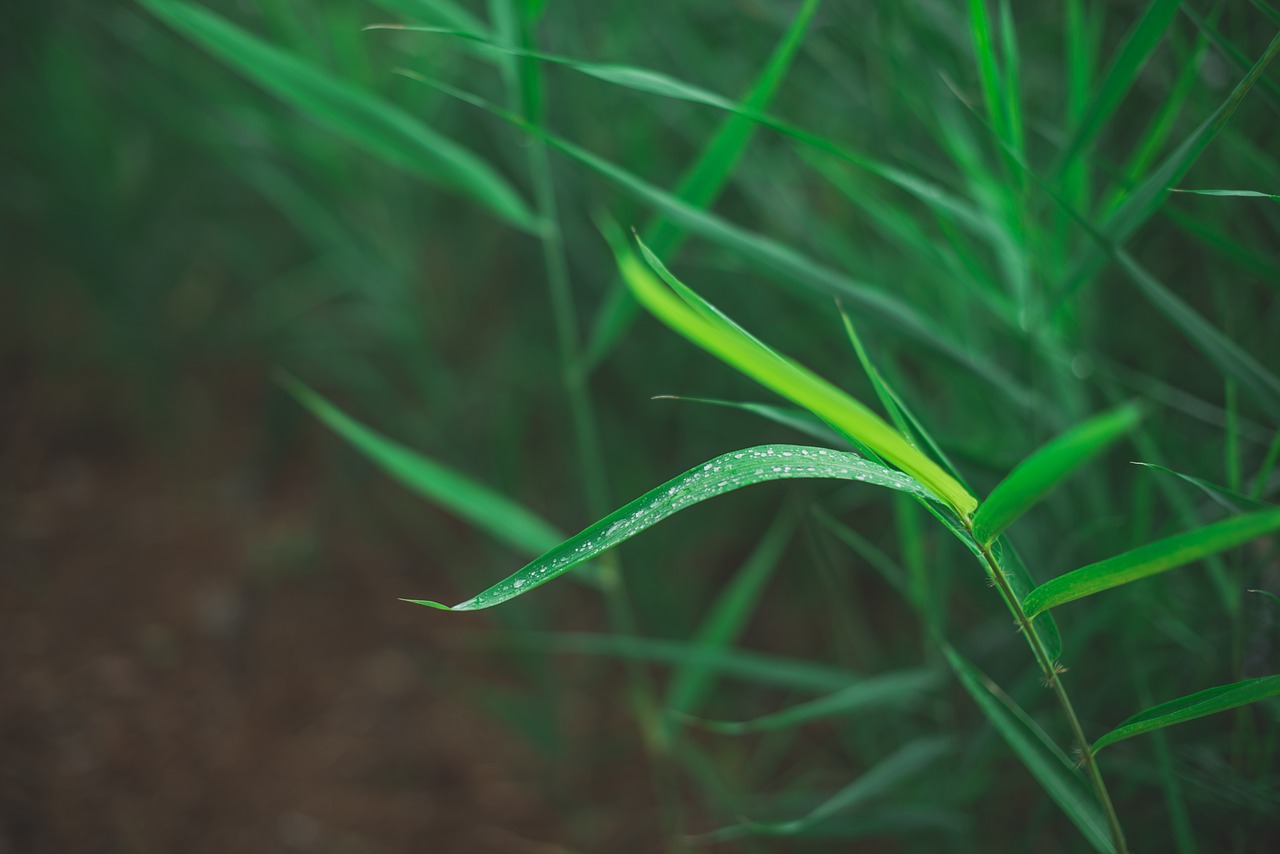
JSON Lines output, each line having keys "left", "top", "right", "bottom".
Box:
{"left": 975, "top": 536, "right": 1129, "bottom": 854}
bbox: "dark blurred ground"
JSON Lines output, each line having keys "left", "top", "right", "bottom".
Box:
{"left": 0, "top": 364, "right": 656, "bottom": 853}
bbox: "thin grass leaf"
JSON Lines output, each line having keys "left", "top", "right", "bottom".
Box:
{"left": 991, "top": 537, "right": 1063, "bottom": 663}
{"left": 1054, "top": 0, "right": 1182, "bottom": 173}
{"left": 1133, "top": 462, "right": 1274, "bottom": 513}
{"left": 140, "top": 0, "right": 541, "bottom": 232}
{"left": 1094, "top": 675, "right": 1280, "bottom": 752}
{"left": 279, "top": 373, "right": 563, "bottom": 556}
{"left": 652, "top": 395, "right": 842, "bottom": 445}
{"left": 506, "top": 632, "right": 860, "bottom": 694}
{"left": 707, "top": 737, "right": 953, "bottom": 839}
{"left": 611, "top": 230, "right": 977, "bottom": 517}
{"left": 1171, "top": 188, "right": 1280, "bottom": 201}
{"left": 665, "top": 511, "right": 798, "bottom": 721}
{"left": 942, "top": 646, "right": 1114, "bottom": 854}
{"left": 1024, "top": 507, "right": 1280, "bottom": 617}
{"left": 407, "top": 444, "right": 939, "bottom": 611}
{"left": 1249, "top": 589, "right": 1280, "bottom": 608}
{"left": 973, "top": 403, "right": 1143, "bottom": 545}
{"left": 679, "top": 669, "right": 940, "bottom": 735}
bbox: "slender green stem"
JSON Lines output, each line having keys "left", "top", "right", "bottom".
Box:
{"left": 974, "top": 536, "right": 1129, "bottom": 854}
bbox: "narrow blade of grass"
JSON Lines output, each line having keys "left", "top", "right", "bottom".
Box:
{"left": 679, "top": 669, "right": 940, "bottom": 735}
{"left": 1171, "top": 188, "right": 1280, "bottom": 201}
{"left": 508, "top": 632, "right": 861, "bottom": 694}
{"left": 652, "top": 395, "right": 843, "bottom": 445}
{"left": 407, "top": 444, "right": 939, "bottom": 611}
{"left": 140, "top": 0, "right": 542, "bottom": 232}
{"left": 707, "top": 737, "right": 953, "bottom": 838}
{"left": 973, "top": 403, "right": 1143, "bottom": 545}
{"left": 664, "top": 511, "right": 798, "bottom": 721}
{"left": 1024, "top": 507, "right": 1280, "bottom": 617}
{"left": 1133, "top": 462, "right": 1274, "bottom": 513}
{"left": 612, "top": 230, "right": 977, "bottom": 517}
{"left": 1094, "top": 675, "right": 1280, "bottom": 752}
{"left": 992, "top": 538, "right": 1063, "bottom": 663}
{"left": 279, "top": 373, "right": 563, "bottom": 556}
{"left": 1054, "top": 0, "right": 1182, "bottom": 173}
{"left": 942, "top": 646, "right": 1115, "bottom": 854}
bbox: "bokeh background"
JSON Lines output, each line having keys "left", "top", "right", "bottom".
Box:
{"left": 3, "top": 1, "right": 1279, "bottom": 852}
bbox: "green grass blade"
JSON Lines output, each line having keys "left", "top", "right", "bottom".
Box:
{"left": 942, "top": 646, "right": 1114, "bottom": 854}
{"left": 973, "top": 404, "right": 1143, "bottom": 545}
{"left": 1055, "top": 0, "right": 1182, "bottom": 173}
{"left": 1133, "top": 462, "right": 1274, "bottom": 513}
{"left": 1094, "top": 675, "right": 1280, "bottom": 752}
{"left": 709, "top": 737, "right": 953, "bottom": 838}
{"left": 140, "top": 0, "right": 541, "bottom": 232}
{"left": 653, "top": 395, "right": 843, "bottom": 445}
{"left": 991, "top": 538, "right": 1063, "bottom": 663}
{"left": 507, "top": 632, "right": 861, "bottom": 693}
{"left": 1170, "top": 188, "right": 1280, "bottom": 202}
{"left": 665, "top": 511, "right": 798, "bottom": 721}
{"left": 680, "top": 669, "right": 940, "bottom": 735}
{"left": 613, "top": 231, "right": 978, "bottom": 517}
{"left": 1024, "top": 507, "right": 1280, "bottom": 617}
{"left": 407, "top": 444, "right": 940, "bottom": 611}
{"left": 279, "top": 374, "right": 563, "bottom": 556}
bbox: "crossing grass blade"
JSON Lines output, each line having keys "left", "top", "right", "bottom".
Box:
{"left": 973, "top": 403, "right": 1143, "bottom": 546}
{"left": 1054, "top": 0, "right": 1182, "bottom": 173}
{"left": 678, "top": 669, "right": 940, "bottom": 735}
{"left": 705, "top": 737, "right": 953, "bottom": 839}
{"left": 280, "top": 374, "right": 565, "bottom": 556}
{"left": 1024, "top": 507, "right": 1280, "bottom": 618}
{"left": 942, "top": 646, "right": 1115, "bottom": 854}
{"left": 139, "top": 0, "right": 542, "bottom": 233}
{"left": 405, "top": 444, "right": 940, "bottom": 611}
{"left": 664, "top": 512, "right": 798, "bottom": 723}
{"left": 503, "top": 632, "right": 862, "bottom": 694}
{"left": 1093, "top": 675, "right": 1280, "bottom": 752}
{"left": 610, "top": 230, "right": 978, "bottom": 518}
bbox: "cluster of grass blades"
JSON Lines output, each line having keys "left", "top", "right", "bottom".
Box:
{"left": 117, "top": 0, "right": 1280, "bottom": 849}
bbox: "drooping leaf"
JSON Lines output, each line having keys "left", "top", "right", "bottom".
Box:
{"left": 406, "top": 444, "right": 939, "bottom": 611}
{"left": 973, "top": 404, "right": 1143, "bottom": 545}
{"left": 1024, "top": 507, "right": 1280, "bottom": 617}
{"left": 1094, "top": 675, "right": 1280, "bottom": 751}
{"left": 652, "top": 395, "right": 843, "bottom": 445}
{"left": 1171, "top": 188, "right": 1280, "bottom": 201}
{"left": 1133, "top": 462, "right": 1274, "bottom": 514}
{"left": 140, "top": 0, "right": 542, "bottom": 232}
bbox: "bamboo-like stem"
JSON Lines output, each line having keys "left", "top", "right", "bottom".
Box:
{"left": 974, "top": 535, "right": 1129, "bottom": 854}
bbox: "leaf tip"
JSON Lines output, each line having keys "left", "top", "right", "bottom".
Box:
{"left": 399, "top": 597, "right": 456, "bottom": 611}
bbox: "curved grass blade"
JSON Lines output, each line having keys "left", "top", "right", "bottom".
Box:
{"left": 942, "top": 646, "right": 1114, "bottom": 854}
{"left": 1133, "top": 462, "right": 1274, "bottom": 514}
{"left": 280, "top": 374, "right": 563, "bottom": 555}
{"left": 1094, "top": 675, "right": 1280, "bottom": 752}
{"left": 1024, "top": 507, "right": 1280, "bottom": 618}
{"left": 652, "top": 395, "right": 842, "bottom": 445}
{"left": 679, "top": 669, "right": 940, "bottom": 735}
{"left": 610, "top": 230, "right": 977, "bottom": 518}
{"left": 973, "top": 403, "right": 1143, "bottom": 545}
{"left": 140, "top": 0, "right": 541, "bottom": 233}
{"left": 1249, "top": 588, "right": 1280, "bottom": 608}
{"left": 705, "top": 737, "right": 953, "bottom": 839}
{"left": 407, "top": 444, "right": 939, "bottom": 611}
{"left": 502, "top": 632, "right": 862, "bottom": 694}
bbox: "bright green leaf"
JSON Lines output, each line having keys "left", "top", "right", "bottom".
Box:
{"left": 1094, "top": 675, "right": 1280, "bottom": 751}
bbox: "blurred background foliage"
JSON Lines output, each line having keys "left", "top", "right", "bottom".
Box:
{"left": 3, "top": 0, "right": 1279, "bottom": 851}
